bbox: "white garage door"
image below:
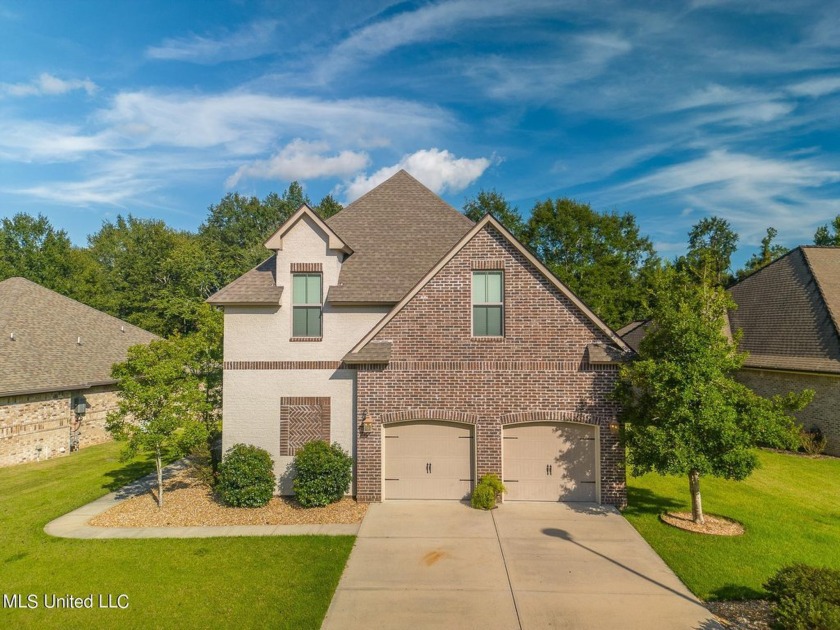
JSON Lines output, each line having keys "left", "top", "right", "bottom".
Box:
{"left": 383, "top": 421, "right": 474, "bottom": 500}
{"left": 503, "top": 423, "right": 598, "bottom": 502}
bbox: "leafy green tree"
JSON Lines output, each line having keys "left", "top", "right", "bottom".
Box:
{"left": 814, "top": 215, "right": 840, "bottom": 246}
{"left": 0, "top": 213, "right": 87, "bottom": 297}
{"left": 615, "top": 266, "right": 812, "bottom": 524}
{"left": 524, "top": 198, "right": 659, "bottom": 328}
{"left": 737, "top": 227, "right": 788, "bottom": 280}
{"left": 315, "top": 194, "right": 343, "bottom": 219}
{"left": 463, "top": 190, "right": 525, "bottom": 239}
{"left": 681, "top": 216, "right": 739, "bottom": 286}
{"left": 107, "top": 336, "right": 212, "bottom": 508}
{"left": 199, "top": 183, "right": 311, "bottom": 286}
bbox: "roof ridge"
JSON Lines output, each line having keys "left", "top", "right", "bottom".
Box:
{"left": 800, "top": 247, "right": 840, "bottom": 347}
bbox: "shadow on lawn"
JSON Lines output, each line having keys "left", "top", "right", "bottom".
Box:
{"left": 102, "top": 459, "right": 156, "bottom": 493}
{"left": 708, "top": 584, "right": 765, "bottom": 601}
{"left": 623, "top": 486, "right": 683, "bottom": 517}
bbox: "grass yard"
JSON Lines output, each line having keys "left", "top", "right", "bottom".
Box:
{"left": 0, "top": 442, "right": 355, "bottom": 629}
{"left": 624, "top": 449, "right": 840, "bottom": 601}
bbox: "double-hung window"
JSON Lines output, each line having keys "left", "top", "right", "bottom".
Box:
{"left": 292, "top": 273, "right": 322, "bottom": 338}
{"left": 472, "top": 271, "right": 504, "bottom": 336}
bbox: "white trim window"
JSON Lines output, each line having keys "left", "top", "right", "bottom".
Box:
{"left": 292, "top": 273, "right": 322, "bottom": 337}
{"left": 472, "top": 271, "right": 504, "bottom": 337}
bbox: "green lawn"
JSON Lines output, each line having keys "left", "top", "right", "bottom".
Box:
{"left": 624, "top": 449, "right": 840, "bottom": 601}
{"left": 0, "top": 442, "right": 354, "bottom": 629}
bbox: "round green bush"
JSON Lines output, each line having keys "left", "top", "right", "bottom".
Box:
{"left": 293, "top": 441, "right": 353, "bottom": 507}
{"left": 765, "top": 564, "right": 840, "bottom": 630}
{"left": 216, "top": 444, "right": 276, "bottom": 507}
{"left": 471, "top": 473, "right": 506, "bottom": 510}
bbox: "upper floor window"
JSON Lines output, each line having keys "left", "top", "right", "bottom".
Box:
{"left": 292, "top": 273, "right": 322, "bottom": 337}
{"left": 472, "top": 271, "right": 504, "bottom": 336}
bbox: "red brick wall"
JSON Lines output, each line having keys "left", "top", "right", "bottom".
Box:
{"left": 355, "top": 226, "right": 626, "bottom": 506}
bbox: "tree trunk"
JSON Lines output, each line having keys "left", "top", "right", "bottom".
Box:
{"left": 689, "top": 469, "right": 704, "bottom": 524}
{"left": 155, "top": 448, "right": 163, "bottom": 509}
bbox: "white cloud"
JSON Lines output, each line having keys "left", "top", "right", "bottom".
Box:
{"left": 146, "top": 20, "right": 279, "bottom": 64}
{"left": 788, "top": 75, "right": 840, "bottom": 98}
{"left": 10, "top": 173, "right": 157, "bottom": 206}
{"left": 226, "top": 139, "right": 369, "bottom": 188}
{"left": 344, "top": 148, "right": 491, "bottom": 201}
{"left": 2, "top": 73, "right": 97, "bottom": 97}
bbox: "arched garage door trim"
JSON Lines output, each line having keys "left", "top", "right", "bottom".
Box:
{"left": 379, "top": 409, "right": 481, "bottom": 426}
{"left": 502, "top": 420, "right": 600, "bottom": 503}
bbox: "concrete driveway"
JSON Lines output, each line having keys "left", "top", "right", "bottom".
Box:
{"left": 322, "top": 501, "right": 722, "bottom": 630}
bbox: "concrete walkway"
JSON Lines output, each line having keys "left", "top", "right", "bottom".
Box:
{"left": 44, "top": 462, "right": 359, "bottom": 539}
{"left": 322, "top": 501, "right": 722, "bottom": 630}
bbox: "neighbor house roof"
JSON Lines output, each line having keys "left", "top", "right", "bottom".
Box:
{"left": 206, "top": 256, "right": 283, "bottom": 307}
{"left": 0, "top": 277, "right": 157, "bottom": 397}
{"left": 616, "top": 320, "right": 648, "bottom": 353}
{"left": 729, "top": 246, "right": 840, "bottom": 374}
{"left": 324, "top": 170, "right": 475, "bottom": 304}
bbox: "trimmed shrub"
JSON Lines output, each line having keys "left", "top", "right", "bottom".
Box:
{"left": 216, "top": 444, "right": 276, "bottom": 507}
{"left": 764, "top": 564, "right": 840, "bottom": 630}
{"left": 293, "top": 441, "right": 353, "bottom": 507}
{"left": 471, "top": 473, "right": 506, "bottom": 510}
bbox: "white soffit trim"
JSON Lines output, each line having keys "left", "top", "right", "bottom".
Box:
{"left": 263, "top": 204, "right": 352, "bottom": 253}
{"left": 348, "top": 214, "right": 632, "bottom": 354}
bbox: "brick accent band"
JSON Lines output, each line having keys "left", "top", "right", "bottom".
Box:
{"left": 471, "top": 258, "right": 506, "bottom": 269}
{"left": 224, "top": 361, "right": 341, "bottom": 370}
{"left": 500, "top": 410, "right": 608, "bottom": 425}
{"left": 363, "top": 361, "right": 618, "bottom": 372}
{"left": 379, "top": 409, "right": 482, "bottom": 425}
{"left": 290, "top": 263, "right": 323, "bottom": 272}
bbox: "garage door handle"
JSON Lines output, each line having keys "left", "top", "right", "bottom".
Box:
{"left": 546, "top": 464, "right": 552, "bottom": 476}
{"left": 426, "top": 463, "right": 431, "bottom": 474}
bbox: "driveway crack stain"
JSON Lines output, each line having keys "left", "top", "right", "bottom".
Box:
{"left": 491, "top": 510, "right": 523, "bottom": 630}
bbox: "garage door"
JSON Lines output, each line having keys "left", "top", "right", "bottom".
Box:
{"left": 503, "top": 423, "right": 597, "bottom": 502}
{"left": 383, "top": 421, "right": 474, "bottom": 500}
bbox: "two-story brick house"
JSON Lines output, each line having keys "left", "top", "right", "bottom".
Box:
{"left": 208, "top": 171, "right": 630, "bottom": 505}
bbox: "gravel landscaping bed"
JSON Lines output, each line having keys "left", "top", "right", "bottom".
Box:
{"left": 660, "top": 511, "right": 745, "bottom": 536}
{"left": 705, "top": 600, "right": 774, "bottom": 630}
{"left": 89, "top": 467, "right": 367, "bottom": 527}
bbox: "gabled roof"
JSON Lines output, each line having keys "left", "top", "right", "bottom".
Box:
{"left": 0, "top": 277, "right": 157, "bottom": 397}
{"left": 207, "top": 256, "right": 283, "bottom": 307}
{"left": 348, "top": 214, "right": 632, "bottom": 359}
{"left": 616, "top": 320, "right": 648, "bottom": 353}
{"left": 325, "top": 170, "right": 474, "bottom": 304}
{"left": 264, "top": 203, "right": 352, "bottom": 253}
{"left": 728, "top": 246, "right": 840, "bottom": 374}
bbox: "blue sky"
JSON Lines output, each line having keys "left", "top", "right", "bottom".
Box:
{"left": 1, "top": 0, "right": 839, "bottom": 267}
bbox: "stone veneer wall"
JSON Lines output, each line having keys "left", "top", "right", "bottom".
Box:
{"left": 737, "top": 369, "right": 840, "bottom": 457}
{"left": 0, "top": 385, "right": 118, "bottom": 467}
{"left": 354, "top": 226, "right": 626, "bottom": 506}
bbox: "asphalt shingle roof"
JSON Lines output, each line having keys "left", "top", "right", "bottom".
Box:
{"left": 206, "top": 256, "right": 283, "bottom": 306}
{"left": 0, "top": 277, "right": 157, "bottom": 396}
{"left": 325, "top": 170, "right": 474, "bottom": 304}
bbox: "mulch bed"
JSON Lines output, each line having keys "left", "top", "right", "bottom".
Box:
{"left": 89, "top": 467, "right": 367, "bottom": 527}
{"left": 705, "top": 600, "right": 775, "bottom": 630}
{"left": 660, "top": 511, "right": 745, "bottom": 536}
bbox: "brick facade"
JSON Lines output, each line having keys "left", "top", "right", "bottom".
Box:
{"left": 736, "top": 369, "right": 840, "bottom": 456}
{"left": 354, "top": 226, "right": 626, "bottom": 506}
{"left": 0, "top": 385, "right": 118, "bottom": 467}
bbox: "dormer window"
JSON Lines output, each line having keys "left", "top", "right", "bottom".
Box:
{"left": 292, "top": 273, "right": 322, "bottom": 338}
{"left": 472, "top": 271, "right": 504, "bottom": 336}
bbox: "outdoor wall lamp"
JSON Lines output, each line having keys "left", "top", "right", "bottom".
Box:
{"left": 608, "top": 420, "right": 620, "bottom": 435}
{"left": 360, "top": 410, "right": 374, "bottom": 435}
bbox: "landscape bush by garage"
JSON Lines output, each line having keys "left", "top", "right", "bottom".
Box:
{"left": 471, "top": 473, "right": 506, "bottom": 510}
{"left": 764, "top": 564, "right": 840, "bottom": 630}
{"left": 216, "top": 444, "right": 276, "bottom": 507}
{"left": 293, "top": 441, "right": 353, "bottom": 507}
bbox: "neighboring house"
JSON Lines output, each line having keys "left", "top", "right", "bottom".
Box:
{"left": 208, "top": 170, "right": 631, "bottom": 506}
{"left": 0, "top": 277, "right": 157, "bottom": 467}
{"left": 619, "top": 246, "right": 840, "bottom": 456}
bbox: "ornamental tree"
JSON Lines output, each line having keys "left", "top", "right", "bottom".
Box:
{"left": 615, "top": 267, "right": 812, "bottom": 524}
{"left": 106, "top": 310, "right": 221, "bottom": 508}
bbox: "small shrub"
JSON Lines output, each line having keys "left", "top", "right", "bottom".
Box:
{"left": 799, "top": 426, "right": 828, "bottom": 456}
{"left": 764, "top": 564, "right": 840, "bottom": 630}
{"left": 188, "top": 442, "right": 216, "bottom": 488}
{"left": 216, "top": 444, "right": 276, "bottom": 507}
{"left": 471, "top": 473, "right": 506, "bottom": 510}
{"left": 293, "top": 441, "right": 353, "bottom": 507}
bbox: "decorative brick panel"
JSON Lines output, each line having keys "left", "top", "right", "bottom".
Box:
{"left": 290, "top": 262, "right": 323, "bottom": 272}
{"left": 279, "top": 397, "right": 330, "bottom": 456}
{"left": 354, "top": 225, "right": 627, "bottom": 507}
